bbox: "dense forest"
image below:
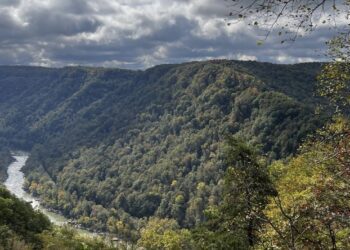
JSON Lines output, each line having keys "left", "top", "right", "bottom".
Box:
{"left": 0, "top": 186, "right": 51, "bottom": 249}
{"left": 0, "top": 185, "right": 116, "bottom": 249}
{"left": 0, "top": 60, "right": 327, "bottom": 241}
{"left": 0, "top": 0, "right": 349, "bottom": 247}
{"left": 0, "top": 148, "right": 13, "bottom": 182}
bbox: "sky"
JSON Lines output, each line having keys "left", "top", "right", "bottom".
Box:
{"left": 0, "top": 0, "right": 339, "bottom": 69}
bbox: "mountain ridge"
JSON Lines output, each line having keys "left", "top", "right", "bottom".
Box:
{"left": 0, "top": 60, "right": 325, "bottom": 237}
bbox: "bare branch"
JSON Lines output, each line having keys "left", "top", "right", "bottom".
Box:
{"left": 226, "top": 0, "right": 350, "bottom": 41}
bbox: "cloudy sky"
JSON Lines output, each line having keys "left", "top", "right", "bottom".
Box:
{"left": 0, "top": 0, "right": 338, "bottom": 68}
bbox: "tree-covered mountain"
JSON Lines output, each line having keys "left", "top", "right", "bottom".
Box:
{"left": 0, "top": 186, "right": 51, "bottom": 249}
{"left": 0, "top": 185, "right": 116, "bottom": 249}
{"left": 0, "top": 60, "right": 326, "bottom": 239}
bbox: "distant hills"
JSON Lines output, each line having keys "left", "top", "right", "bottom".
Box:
{"left": 0, "top": 60, "right": 325, "bottom": 235}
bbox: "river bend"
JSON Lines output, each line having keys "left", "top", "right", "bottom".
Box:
{"left": 4, "top": 153, "right": 68, "bottom": 226}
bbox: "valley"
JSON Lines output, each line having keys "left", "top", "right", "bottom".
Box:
{"left": 1, "top": 1, "right": 348, "bottom": 248}
{"left": 0, "top": 60, "right": 326, "bottom": 242}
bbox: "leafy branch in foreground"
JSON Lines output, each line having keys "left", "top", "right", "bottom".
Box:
{"left": 318, "top": 34, "right": 350, "bottom": 113}
{"left": 259, "top": 117, "right": 350, "bottom": 249}
{"left": 192, "top": 137, "right": 276, "bottom": 249}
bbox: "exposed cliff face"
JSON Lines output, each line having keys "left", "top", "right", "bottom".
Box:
{"left": 0, "top": 60, "right": 325, "bottom": 232}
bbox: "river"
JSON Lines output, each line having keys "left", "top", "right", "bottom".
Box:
{"left": 4, "top": 152, "right": 70, "bottom": 225}
{"left": 3, "top": 152, "right": 130, "bottom": 246}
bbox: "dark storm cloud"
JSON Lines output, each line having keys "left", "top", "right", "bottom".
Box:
{"left": 51, "top": 0, "right": 96, "bottom": 15}
{"left": 25, "top": 11, "right": 101, "bottom": 37}
{"left": 0, "top": 0, "right": 21, "bottom": 7}
{"left": 0, "top": 0, "right": 337, "bottom": 68}
{"left": 0, "top": 11, "right": 18, "bottom": 31}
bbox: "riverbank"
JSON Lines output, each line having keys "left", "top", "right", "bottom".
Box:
{"left": 2, "top": 152, "right": 132, "bottom": 247}
{"left": 3, "top": 153, "right": 90, "bottom": 231}
{"left": 0, "top": 149, "right": 14, "bottom": 182}
{"left": 4, "top": 154, "right": 65, "bottom": 224}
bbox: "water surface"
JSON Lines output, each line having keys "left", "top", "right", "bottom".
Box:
{"left": 4, "top": 153, "right": 69, "bottom": 226}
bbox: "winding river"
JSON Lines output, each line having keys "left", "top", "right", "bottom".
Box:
{"left": 4, "top": 152, "right": 69, "bottom": 225}
{"left": 3, "top": 152, "right": 130, "bottom": 246}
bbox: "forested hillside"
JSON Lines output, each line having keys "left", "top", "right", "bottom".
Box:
{"left": 0, "top": 60, "right": 325, "bottom": 239}
{"left": 0, "top": 186, "right": 51, "bottom": 249}
{"left": 0, "top": 186, "right": 116, "bottom": 249}
{"left": 0, "top": 148, "right": 13, "bottom": 182}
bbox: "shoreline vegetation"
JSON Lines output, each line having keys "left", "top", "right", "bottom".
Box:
{"left": 0, "top": 185, "right": 117, "bottom": 249}
{"left": 3, "top": 153, "right": 99, "bottom": 233}
{"left": 0, "top": 149, "right": 14, "bottom": 182}
{"left": 1, "top": 153, "right": 131, "bottom": 248}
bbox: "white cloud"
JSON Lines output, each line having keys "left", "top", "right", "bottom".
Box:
{"left": 0, "top": 0, "right": 337, "bottom": 68}
{"left": 237, "top": 54, "right": 257, "bottom": 61}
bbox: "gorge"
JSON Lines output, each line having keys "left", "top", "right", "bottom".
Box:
{"left": 0, "top": 60, "right": 326, "bottom": 240}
